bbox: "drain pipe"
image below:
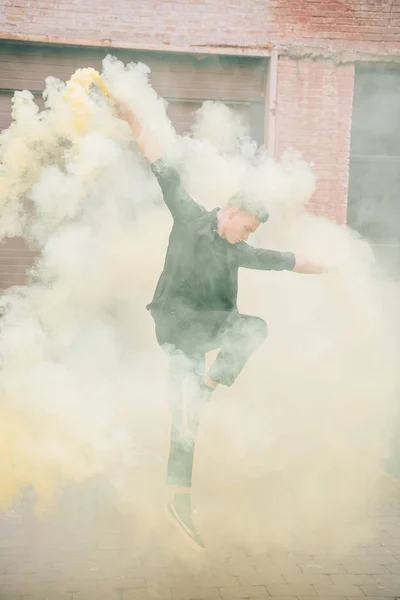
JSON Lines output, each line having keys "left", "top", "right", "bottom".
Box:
{"left": 265, "top": 50, "right": 278, "bottom": 158}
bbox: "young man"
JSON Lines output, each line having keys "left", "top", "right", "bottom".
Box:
{"left": 114, "top": 98, "right": 324, "bottom": 551}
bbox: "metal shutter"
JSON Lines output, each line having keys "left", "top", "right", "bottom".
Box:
{"left": 0, "top": 41, "right": 267, "bottom": 289}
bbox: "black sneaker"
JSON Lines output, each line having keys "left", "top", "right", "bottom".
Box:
{"left": 166, "top": 494, "right": 206, "bottom": 552}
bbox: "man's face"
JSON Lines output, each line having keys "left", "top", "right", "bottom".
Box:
{"left": 224, "top": 208, "right": 261, "bottom": 244}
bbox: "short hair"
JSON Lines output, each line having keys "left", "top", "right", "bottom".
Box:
{"left": 226, "top": 191, "right": 269, "bottom": 223}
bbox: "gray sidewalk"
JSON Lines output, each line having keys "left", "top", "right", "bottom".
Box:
{"left": 0, "top": 475, "right": 400, "bottom": 600}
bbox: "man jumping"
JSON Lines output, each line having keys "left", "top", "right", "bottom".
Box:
{"left": 114, "top": 98, "right": 324, "bottom": 551}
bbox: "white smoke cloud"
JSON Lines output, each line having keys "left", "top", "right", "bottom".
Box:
{"left": 0, "top": 54, "right": 397, "bottom": 555}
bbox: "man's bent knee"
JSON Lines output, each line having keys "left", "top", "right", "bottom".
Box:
{"left": 243, "top": 316, "right": 268, "bottom": 347}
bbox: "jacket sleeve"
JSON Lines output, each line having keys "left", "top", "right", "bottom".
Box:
{"left": 150, "top": 159, "right": 206, "bottom": 223}
{"left": 236, "top": 242, "right": 296, "bottom": 271}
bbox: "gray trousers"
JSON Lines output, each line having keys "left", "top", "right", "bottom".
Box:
{"left": 152, "top": 308, "right": 268, "bottom": 487}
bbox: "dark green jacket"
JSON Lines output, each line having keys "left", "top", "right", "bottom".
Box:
{"left": 146, "top": 160, "right": 295, "bottom": 314}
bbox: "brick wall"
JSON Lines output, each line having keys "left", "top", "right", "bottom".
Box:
{"left": 0, "top": 0, "right": 399, "bottom": 57}
{"left": 270, "top": 0, "right": 400, "bottom": 57}
{"left": 275, "top": 58, "right": 355, "bottom": 224}
{"left": 0, "top": 0, "right": 398, "bottom": 225}
{"left": 0, "top": 0, "right": 272, "bottom": 54}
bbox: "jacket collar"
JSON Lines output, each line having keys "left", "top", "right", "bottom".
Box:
{"left": 197, "top": 208, "right": 220, "bottom": 239}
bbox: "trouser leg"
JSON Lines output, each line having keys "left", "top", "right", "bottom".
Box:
{"left": 208, "top": 313, "right": 268, "bottom": 387}
{"left": 165, "top": 349, "right": 205, "bottom": 488}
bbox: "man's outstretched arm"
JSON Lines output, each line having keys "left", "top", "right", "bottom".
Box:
{"left": 112, "top": 97, "right": 205, "bottom": 223}
{"left": 236, "top": 242, "right": 326, "bottom": 274}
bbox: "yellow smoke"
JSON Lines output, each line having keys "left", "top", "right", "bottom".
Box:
{"left": 63, "top": 67, "right": 112, "bottom": 134}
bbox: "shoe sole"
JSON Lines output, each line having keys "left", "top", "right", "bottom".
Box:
{"left": 165, "top": 503, "right": 206, "bottom": 553}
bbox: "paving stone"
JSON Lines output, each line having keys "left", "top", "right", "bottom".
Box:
{"left": 220, "top": 586, "right": 268, "bottom": 598}
{"left": 360, "top": 582, "right": 400, "bottom": 596}
{"left": 313, "top": 583, "right": 365, "bottom": 596}
{"left": 171, "top": 587, "right": 220, "bottom": 599}
{"left": 266, "top": 583, "right": 317, "bottom": 596}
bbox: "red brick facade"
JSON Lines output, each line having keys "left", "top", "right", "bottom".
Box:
{"left": 0, "top": 0, "right": 399, "bottom": 224}
{"left": 275, "top": 58, "right": 355, "bottom": 224}
{"left": 271, "top": 0, "right": 400, "bottom": 56}
{"left": 1, "top": 0, "right": 399, "bottom": 57}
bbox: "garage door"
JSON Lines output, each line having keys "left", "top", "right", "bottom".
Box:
{"left": 0, "top": 41, "right": 267, "bottom": 289}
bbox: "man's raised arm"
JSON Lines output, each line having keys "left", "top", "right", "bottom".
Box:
{"left": 112, "top": 97, "right": 205, "bottom": 223}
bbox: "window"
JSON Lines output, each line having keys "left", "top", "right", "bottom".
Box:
{"left": 348, "top": 64, "right": 400, "bottom": 274}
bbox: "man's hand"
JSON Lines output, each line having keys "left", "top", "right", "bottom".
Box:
{"left": 112, "top": 97, "right": 134, "bottom": 125}
{"left": 110, "top": 94, "right": 163, "bottom": 163}
{"left": 111, "top": 95, "right": 141, "bottom": 135}
{"left": 292, "top": 258, "right": 328, "bottom": 275}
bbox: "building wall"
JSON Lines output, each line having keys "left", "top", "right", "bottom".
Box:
{"left": 0, "top": 0, "right": 399, "bottom": 224}
{"left": 0, "top": 0, "right": 272, "bottom": 54}
{"left": 275, "top": 58, "right": 355, "bottom": 224}
{"left": 1, "top": 0, "right": 399, "bottom": 57}
{"left": 271, "top": 0, "right": 400, "bottom": 57}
